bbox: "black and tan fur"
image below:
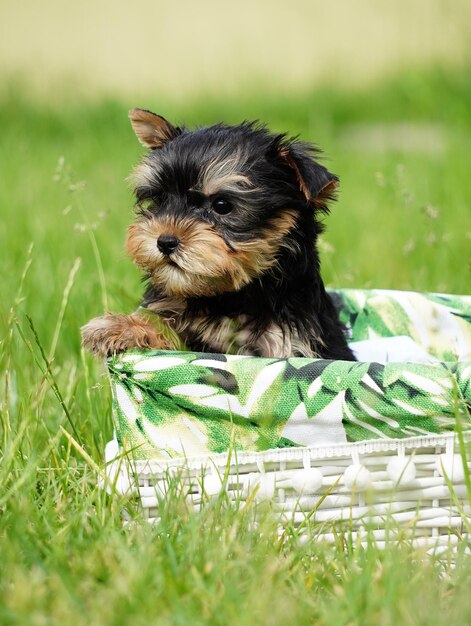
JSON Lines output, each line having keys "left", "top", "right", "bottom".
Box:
{"left": 81, "top": 109, "right": 355, "bottom": 361}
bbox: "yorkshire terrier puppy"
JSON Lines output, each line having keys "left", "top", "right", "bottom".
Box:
{"left": 81, "top": 109, "right": 355, "bottom": 361}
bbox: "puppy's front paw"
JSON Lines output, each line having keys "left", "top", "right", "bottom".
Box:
{"left": 81, "top": 313, "right": 174, "bottom": 357}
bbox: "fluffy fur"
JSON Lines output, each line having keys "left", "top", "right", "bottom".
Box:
{"left": 81, "top": 109, "right": 355, "bottom": 361}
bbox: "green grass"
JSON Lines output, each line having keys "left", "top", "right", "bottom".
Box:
{"left": 1, "top": 67, "right": 471, "bottom": 625}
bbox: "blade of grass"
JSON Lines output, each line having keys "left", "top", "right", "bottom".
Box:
{"left": 59, "top": 425, "right": 136, "bottom": 503}
{"left": 1, "top": 242, "right": 34, "bottom": 442}
{"left": 48, "top": 257, "right": 81, "bottom": 361}
{"left": 86, "top": 227, "right": 109, "bottom": 312}
{"left": 14, "top": 314, "right": 82, "bottom": 443}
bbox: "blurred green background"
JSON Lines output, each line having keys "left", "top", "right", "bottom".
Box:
{"left": 1, "top": 3, "right": 471, "bottom": 624}
{"left": 1, "top": 0, "right": 470, "bottom": 100}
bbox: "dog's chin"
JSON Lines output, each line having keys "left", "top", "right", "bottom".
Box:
{"left": 150, "top": 260, "right": 248, "bottom": 298}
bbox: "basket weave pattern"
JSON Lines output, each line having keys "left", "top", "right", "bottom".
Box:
{"left": 107, "top": 433, "right": 471, "bottom": 550}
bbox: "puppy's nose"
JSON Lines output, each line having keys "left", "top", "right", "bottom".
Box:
{"left": 157, "top": 234, "right": 180, "bottom": 256}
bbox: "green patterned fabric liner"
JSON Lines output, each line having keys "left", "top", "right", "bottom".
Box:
{"left": 108, "top": 289, "right": 471, "bottom": 460}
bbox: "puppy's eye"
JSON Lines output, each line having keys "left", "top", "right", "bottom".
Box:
{"left": 211, "top": 197, "right": 233, "bottom": 215}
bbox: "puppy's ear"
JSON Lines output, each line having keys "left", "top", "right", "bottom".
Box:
{"left": 278, "top": 141, "right": 338, "bottom": 209}
{"left": 129, "top": 108, "right": 180, "bottom": 148}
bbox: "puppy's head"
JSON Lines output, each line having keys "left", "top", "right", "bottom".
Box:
{"left": 126, "top": 108, "right": 338, "bottom": 298}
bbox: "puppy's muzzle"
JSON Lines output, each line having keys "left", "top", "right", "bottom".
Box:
{"left": 157, "top": 234, "right": 180, "bottom": 256}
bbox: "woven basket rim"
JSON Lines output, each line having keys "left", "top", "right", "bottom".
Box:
{"left": 121, "top": 431, "right": 471, "bottom": 472}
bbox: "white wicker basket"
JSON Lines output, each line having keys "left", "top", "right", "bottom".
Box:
{"left": 105, "top": 432, "right": 471, "bottom": 553}
{"left": 102, "top": 288, "right": 471, "bottom": 555}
